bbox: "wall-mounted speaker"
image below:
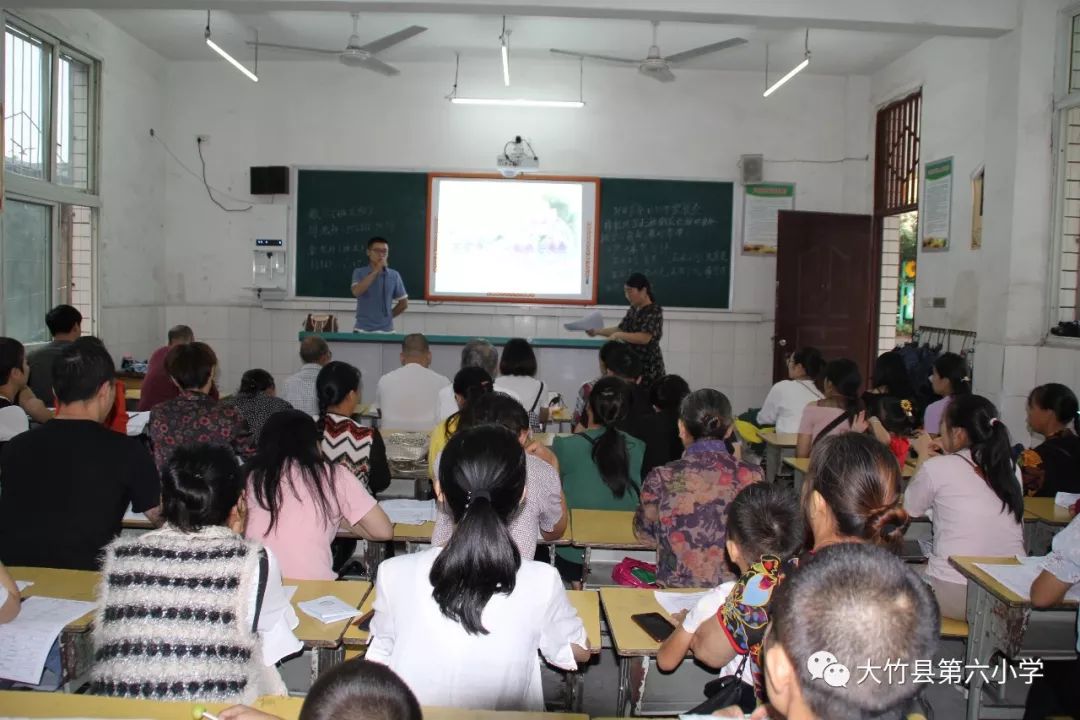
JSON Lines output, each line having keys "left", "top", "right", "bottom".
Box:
{"left": 250, "top": 166, "right": 289, "bottom": 195}
{"left": 740, "top": 154, "right": 764, "bottom": 184}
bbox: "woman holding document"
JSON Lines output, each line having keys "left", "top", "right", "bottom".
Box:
{"left": 587, "top": 273, "right": 665, "bottom": 385}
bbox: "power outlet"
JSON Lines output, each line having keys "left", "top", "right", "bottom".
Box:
{"left": 197, "top": 134, "right": 210, "bottom": 145}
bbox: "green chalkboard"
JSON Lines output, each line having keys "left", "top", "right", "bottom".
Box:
{"left": 295, "top": 170, "right": 428, "bottom": 299}
{"left": 295, "top": 171, "right": 733, "bottom": 308}
{"left": 598, "top": 178, "right": 733, "bottom": 308}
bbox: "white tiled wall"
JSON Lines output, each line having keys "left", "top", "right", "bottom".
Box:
{"left": 159, "top": 302, "right": 775, "bottom": 413}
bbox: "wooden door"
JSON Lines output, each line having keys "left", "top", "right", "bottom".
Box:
{"left": 773, "top": 211, "right": 879, "bottom": 384}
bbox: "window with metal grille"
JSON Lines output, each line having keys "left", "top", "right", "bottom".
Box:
{"left": 1, "top": 16, "right": 99, "bottom": 342}
{"left": 874, "top": 92, "right": 922, "bottom": 216}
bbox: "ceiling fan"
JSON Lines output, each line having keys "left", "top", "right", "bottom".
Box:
{"left": 248, "top": 13, "right": 426, "bottom": 76}
{"left": 550, "top": 21, "right": 747, "bottom": 83}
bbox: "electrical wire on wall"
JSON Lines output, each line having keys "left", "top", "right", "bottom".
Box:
{"left": 148, "top": 128, "right": 253, "bottom": 212}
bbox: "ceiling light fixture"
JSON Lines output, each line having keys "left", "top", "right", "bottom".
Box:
{"left": 447, "top": 53, "right": 585, "bottom": 109}
{"left": 205, "top": 10, "right": 258, "bottom": 82}
{"left": 500, "top": 17, "right": 511, "bottom": 87}
{"left": 763, "top": 28, "right": 810, "bottom": 98}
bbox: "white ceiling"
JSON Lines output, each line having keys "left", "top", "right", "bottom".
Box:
{"left": 98, "top": 9, "right": 932, "bottom": 76}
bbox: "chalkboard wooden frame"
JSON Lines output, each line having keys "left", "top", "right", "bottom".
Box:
{"left": 424, "top": 172, "right": 601, "bottom": 305}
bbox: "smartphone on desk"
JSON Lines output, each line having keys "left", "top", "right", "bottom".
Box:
{"left": 632, "top": 612, "right": 676, "bottom": 642}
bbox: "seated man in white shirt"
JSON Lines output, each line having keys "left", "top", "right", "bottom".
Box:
{"left": 377, "top": 334, "right": 450, "bottom": 431}
{"left": 437, "top": 339, "right": 519, "bottom": 421}
{"left": 0, "top": 337, "right": 32, "bottom": 444}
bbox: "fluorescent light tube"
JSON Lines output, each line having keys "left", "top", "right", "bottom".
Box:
{"left": 451, "top": 97, "right": 584, "bottom": 108}
{"left": 206, "top": 36, "right": 259, "bottom": 82}
{"left": 501, "top": 40, "right": 511, "bottom": 87}
{"left": 763, "top": 55, "right": 808, "bottom": 97}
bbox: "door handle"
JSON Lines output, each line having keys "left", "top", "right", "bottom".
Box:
{"left": 776, "top": 338, "right": 787, "bottom": 348}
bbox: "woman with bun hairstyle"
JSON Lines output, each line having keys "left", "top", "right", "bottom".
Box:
{"left": 905, "top": 395, "right": 1025, "bottom": 619}
{"left": 1019, "top": 383, "right": 1080, "bottom": 497}
{"left": 225, "top": 369, "right": 293, "bottom": 444}
{"left": 795, "top": 358, "right": 868, "bottom": 459}
{"left": 634, "top": 389, "right": 762, "bottom": 588}
{"left": 922, "top": 352, "right": 971, "bottom": 434}
{"left": 802, "top": 432, "right": 910, "bottom": 556}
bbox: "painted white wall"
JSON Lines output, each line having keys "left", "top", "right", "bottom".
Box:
{"left": 153, "top": 55, "right": 872, "bottom": 399}
{"left": 871, "top": 37, "right": 990, "bottom": 333}
{"left": 869, "top": 0, "right": 1079, "bottom": 440}
{"left": 17, "top": 8, "right": 169, "bottom": 361}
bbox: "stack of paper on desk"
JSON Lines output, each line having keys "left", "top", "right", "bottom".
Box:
{"left": 379, "top": 499, "right": 436, "bottom": 525}
{"left": 298, "top": 595, "right": 363, "bottom": 624}
{"left": 0, "top": 596, "right": 96, "bottom": 684}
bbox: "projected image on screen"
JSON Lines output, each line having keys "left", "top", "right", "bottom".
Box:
{"left": 427, "top": 177, "right": 599, "bottom": 303}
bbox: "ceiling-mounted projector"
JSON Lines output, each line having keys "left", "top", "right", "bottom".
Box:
{"left": 497, "top": 135, "right": 539, "bottom": 177}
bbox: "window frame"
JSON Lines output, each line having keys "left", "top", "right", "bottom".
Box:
{"left": 0, "top": 12, "right": 101, "bottom": 341}
{"left": 1049, "top": 3, "right": 1080, "bottom": 339}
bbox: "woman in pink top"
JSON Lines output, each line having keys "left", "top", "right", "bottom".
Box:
{"left": 904, "top": 395, "right": 1025, "bottom": 619}
{"left": 795, "top": 359, "right": 868, "bottom": 458}
{"left": 922, "top": 352, "right": 971, "bottom": 435}
{"left": 244, "top": 410, "right": 393, "bottom": 580}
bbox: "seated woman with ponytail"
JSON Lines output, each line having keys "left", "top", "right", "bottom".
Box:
{"left": 552, "top": 377, "right": 645, "bottom": 584}
{"left": 433, "top": 392, "right": 567, "bottom": 561}
{"left": 905, "top": 395, "right": 1026, "bottom": 619}
{"left": 922, "top": 351, "right": 972, "bottom": 434}
{"left": 634, "top": 389, "right": 762, "bottom": 588}
{"left": 1019, "top": 383, "right": 1080, "bottom": 497}
{"left": 368, "top": 425, "right": 590, "bottom": 710}
{"left": 795, "top": 358, "right": 868, "bottom": 459}
{"left": 427, "top": 366, "right": 493, "bottom": 478}
{"left": 317, "top": 361, "right": 391, "bottom": 496}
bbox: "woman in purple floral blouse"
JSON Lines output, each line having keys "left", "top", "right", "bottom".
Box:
{"left": 634, "top": 389, "right": 762, "bottom": 587}
{"left": 148, "top": 342, "right": 255, "bottom": 472}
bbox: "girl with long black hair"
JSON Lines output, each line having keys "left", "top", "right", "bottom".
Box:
{"left": 244, "top": 410, "right": 392, "bottom": 580}
{"left": 367, "top": 425, "right": 589, "bottom": 710}
{"left": 316, "top": 361, "right": 391, "bottom": 496}
{"left": 551, "top": 376, "right": 645, "bottom": 584}
{"left": 795, "top": 358, "right": 868, "bottom": 458}
{"left": 905, "top": 394, "right": 1026, "bottom": 619}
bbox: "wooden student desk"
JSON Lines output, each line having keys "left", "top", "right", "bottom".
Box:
{"left": 599, "top": 586, "right": 705, "bottom": 717}
{"left": 1020, "top": 497, "right": 1074, "bottom": 555}
{"left": 0, "top": 691, "right": 588, "bottom": 720}
{"left": 759, "top": 431, "right": 798, "bottom": 484}
{"left": 949, "top": 556, "right": 1079, "bottom": 720}
{"left": 11, "top": 566, "right": 100, "bottom": 688}
{"left": 287, "top": 578, "right": 371, "bottom": 683}
{"left": 569, "top": 509, "right": 653, "bottom": 587}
